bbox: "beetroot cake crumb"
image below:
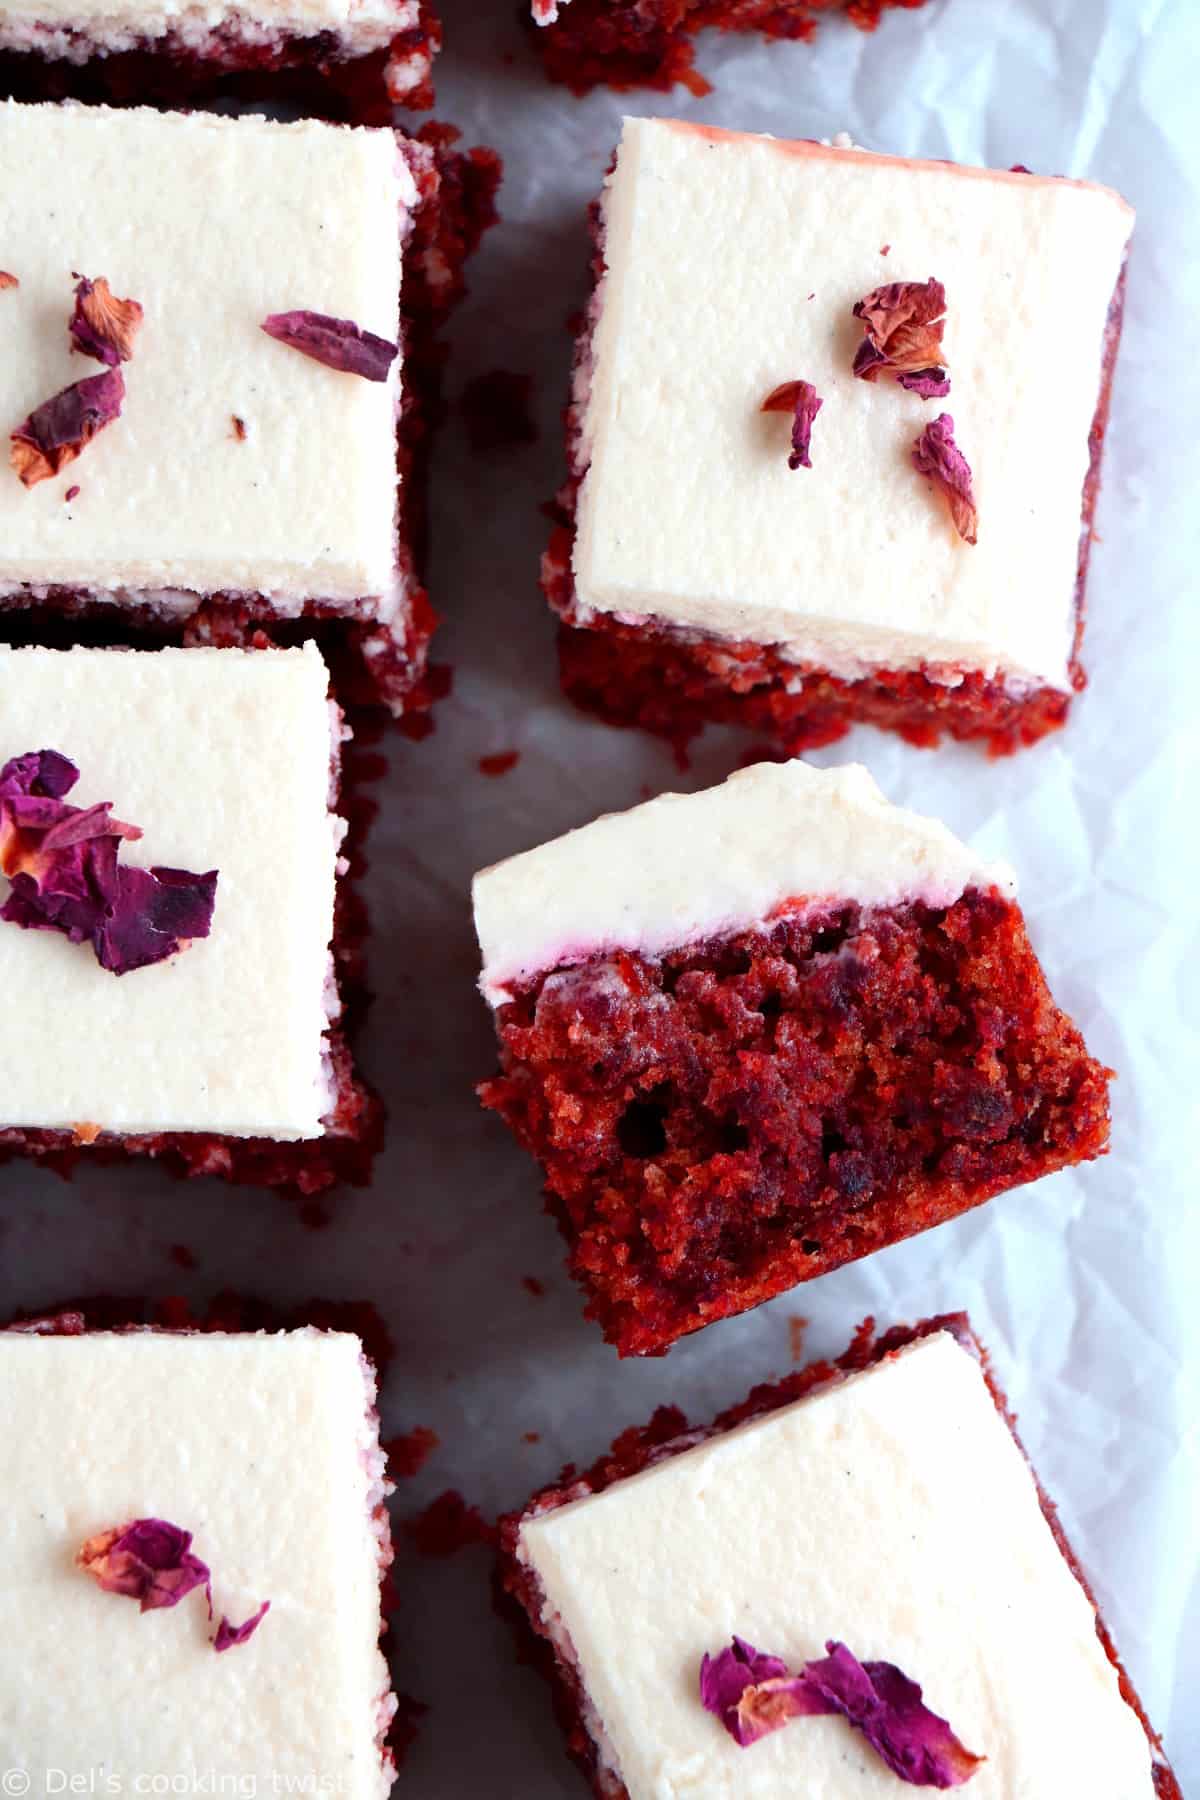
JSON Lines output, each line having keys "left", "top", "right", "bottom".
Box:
{"left": 788, "top": 1316, "right": 808, "bottom": 1363}
{"left": 521, "top": 1276, "right": 546, "bottom": 1298}
{"left": 403, "top": 1489, "right": 495, "bottom": 1557}
{"left": 385, "top": 1426, "right": 440, "bottom": 1478}
{"left": 880, "top": 244, "right": 891, "bottom": 256}
{"left": 480, "top": 891, "right": 1111, "bottom": 1356}
{"left": 168, "top": 1244, "right": 198, "bottom": 1271}
{"left": 459, "top": 369, "right": 538, "bottom": 454}
{"left": 231, "top": 415, "right": 247, "bottom": 441}
{"left": 479, "top": 750, "right": 521, "bottom": 778}
{"left": 523, "top": 1431, "right": 541, "bottom": 1444}
{"left": 530, "top": 0, "right": 919, "bottom": 94}
{"left": 64, "top": 484, "right": 80, "bottom": 502}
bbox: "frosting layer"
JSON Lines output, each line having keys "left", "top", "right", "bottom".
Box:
{"left": 0, "top": 1329, "right": 394, "bottom": 1797}
{"left": 473, "top": 759, "right": 1014, "bottom": 1005}
{"left": 573, "top": 118, "right": 1133, "bottom": 692}
{"left": 519, "top": 1331, "right": 1157, "bottom": 1799}
{"left": 0, "top": 102, "right": 409, "bottom": 607}
{"left": 0, "top": 644, "right": 340, "bottom": 1138}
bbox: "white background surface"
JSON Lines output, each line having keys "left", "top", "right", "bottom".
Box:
{"left": 0, "top": 0, "right": 1195, "bottom": 1791}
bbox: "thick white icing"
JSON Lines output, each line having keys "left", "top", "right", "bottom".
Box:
{"left": 0, "top": 1329, "right": 395, "bottom": 1797}
{"left": 473, "top": 759, "right": 1014, "bottom": 1005}
{"left": 0, "top": 644, "right": 341, "bottom": 1138}
{"left": 519, "top": 1331, "right": 1158, "bottom": 1799}
{"left": 0, "top": 0, "right": 416, "bottom": 59}
{"left": 572, "top": 118, "right": 1133, "bottom": 693}
{"left": 0, "top": 103, "right": 410, "bottom": 606}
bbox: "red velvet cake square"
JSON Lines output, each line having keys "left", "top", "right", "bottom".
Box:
{"left": 498, "top": 1314, "right": 1179, "bottom": 1799}
{"left": 531, "top": 0, "right": 930, "bottom": 95}
{"left": 546, "top": 118, "right": 1133, "bottom": 759}
{"left": 0, "top": 642, "right": 383, "bottom": 1193}
{"left": 0, "top": 1305, "right": 399, "bottom": 1795}
{"left": 0, "top": 100, "right": 499, "bottom": 728}
{"left": 474, "top": 763, "right": 1112, "bottom": 1355}
{"left": 0, "top": 0, "right": 440, "bottom": 121}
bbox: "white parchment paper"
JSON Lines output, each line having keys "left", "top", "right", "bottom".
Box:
{"left": 1, "top": 0, "right": 1195, "bottom": 1790}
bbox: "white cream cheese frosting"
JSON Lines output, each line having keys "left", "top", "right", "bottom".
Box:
{"left": 0, "top": 643, "right": 341, "bottom": 1138}
{"left": 518, "top": 1330, "right": 1158, "bottom": 1799}
{"left": 572, "top": 118, "right": 1134, "bottom": 693}
{"left": 0, "top": 102, "right": 410, "bottom": 609}
{"left": 473, "top": 759, "right": 1014, "bottom": 1006}
{"left": 0, "top": 0, "right": 417, "bottom": 57}
{"left": 0, "top": 1329, "right": 395, "bottom": 1798}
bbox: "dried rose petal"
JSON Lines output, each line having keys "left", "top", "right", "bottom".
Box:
{"left": 0, "top": 271, "right": 18, "bottom": 290}
{"left": 10, "top": 369, "right": 125, "bottom": 489}
{"left": 912, "top": 413, "right": 978, "bottom": 545}
{"left": 214, "top": 1600, "right": 271, "bottom": 1653}
{"left": 70, "top": 275, "right": 144, "bottom": 367}
{"left": 700, "top": 1638, "right": 983, "bottom": 1787}
{"left": 0, "top": 749, "right": 217, "bottom": 974}
{"left": 803, "top": 1643, "right": 985, "bottom": 1787}
{"left": 78, "top": 1519, "right": 211, "bottom": 1614}
{"left": 761, "top": 380, "right": 824, "bottom": 471}
{"left": 700, "top": 1636, "right": 828, "bottom": 1748}
{"left": 853, "top": 278, "right": 949, "bottom": 395}
{"left": 262, "top": 310, "right": 398, "bottom": 382}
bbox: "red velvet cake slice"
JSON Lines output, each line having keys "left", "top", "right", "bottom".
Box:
{"left": 547, "top": 119, "right": 1133, "bottom": 757}
{"left": 0, "top": 642, "right": 382, "bottom": 1192}
{"left": 498, "top": 1315, "right": 1179, "bottom": 1798}
{"left": 0, "top": 0, "right": 439, "bottom": 120}
{"left": 0, "top": 1315, "right": 398, "bottom": 1794}
{"left": 531, "top": 0, "right": 930, "bottom": 95}
{"left": 0, "top": 100, "right": 499, "bottom": 726}
{"left": 474, "top": 762, "right": 1111, "bottom": 1355}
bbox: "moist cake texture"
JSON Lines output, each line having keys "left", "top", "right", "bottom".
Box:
{"left": 476, "top": 764, "right": 1112, "bottom": 1353}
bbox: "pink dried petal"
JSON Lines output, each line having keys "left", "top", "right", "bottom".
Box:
{"left": 78, "top": 1519, "right": 211, "bottom": 1614}
{"left": 0, "top": 748, "right": 217, "bottom": 973}
{"left": 803, "top": 1642, "right": 985, "bottom": 1788}
{"left": 261, "top": 310, "right": 397, "bottom": 382}
{"left": 214, "top": 1600, "right": 271, "bottom": 1653}
{"left": 761, "top": 379, "right": 824, "bottom": 470}
{"left": 700, "top": 1638, "right": 984, "bottom": 1786}
{"left": 852, "top": 278, "right": 949, "bottom": 393}
{"left": 912, "top": 413, "right": 978, "bottom": 544}
{"left": 9, "top": 368, "right": 125, "bottom": 489}
{"left": 70, "top": 275, "right": 144, "bottom": 367}
{"left": 700, "top": 1636, "right": 828, "bottom": 1747}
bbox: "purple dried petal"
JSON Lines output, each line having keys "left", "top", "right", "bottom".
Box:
{"left": 70, "top": 275, "right": 144, "bottom": 367}
{"left": 0, "top": 750, "right": 79, "bottom": 800}
{"left": 262, "top": 310, "right": 398, "bottom": 382}
{"left": 760, "top": 380, "right": 824, "bottom": 470}
{"left": 10, "top": 369, "right": 125, "bottom": 488}
{"left": 700, "top": 1637, "right": 829, "bottom": 1747}
{"left": 96, "top": 864, "right": 219, "bottom": 975}
{"left": 0, "top": 747, "right": 217, "bottom": 973}
{"left": 700, "top": 1638, "right": 984, "bottom": 1786}
{"left": 78, "top": 1519, "right": 212, "bottom": 1614}
{"left": 912, "top": 413, "right": 979, "bottom": 545}
{"left": 898, "top": 368, "right": 952, "bottom": 399}
{"left": 213, "top": 1600, "right": 271, "bottom": 1653}
{"left": 803, "top": 1642, "right": 985, "bottom": 1787}
{"left": 852, "top": 278, "right": 950, "bottom": 394}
